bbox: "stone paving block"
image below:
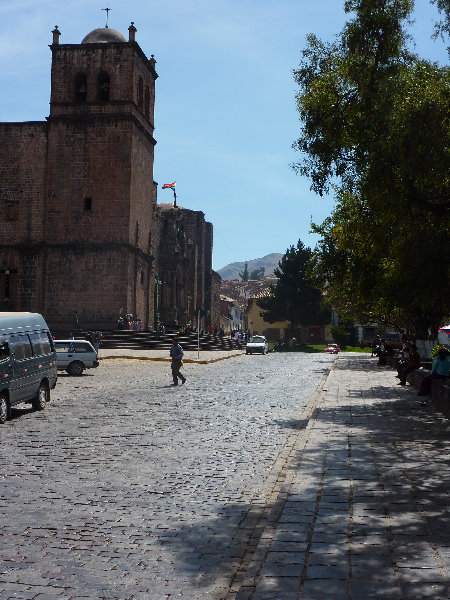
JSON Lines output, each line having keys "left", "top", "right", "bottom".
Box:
{"left": 305, "top": 564, "right": 349, "bottom": 580}
{"left": 351, "top": 580, "right": 403, "bottom": 599}
{"left": 264, "top": 551, "right": 307, "bottom": 566}
{"left": 254, "top": 575, "right": 301, "bottom": 594}
{"left": 300, "top": 579, "right": 349, "bottom": 599}
{"left": 234, "top": 587, "right": 255, "bottom": 600}
{"left": 308, "top": 554, "right": 348, "bottom": 567}
{"left": 310, "top": 532, "right": 348, "bottom": 544}
{"left": 400, "top": 581, "right": 450, "bottom": 598}
{"left": 396, "top": 566, "right": 447, "bottom": 583}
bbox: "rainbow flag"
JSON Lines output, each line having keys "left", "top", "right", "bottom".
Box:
{"left": 162, "top": 181, "right": 176, "bottom": 190}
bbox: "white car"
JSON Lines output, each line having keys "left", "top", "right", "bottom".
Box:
{"left": 54, "top": 340, "right": 99, "bottom": 376}
{"left": 246, "top": 335, "right": 269, "bottom": 355}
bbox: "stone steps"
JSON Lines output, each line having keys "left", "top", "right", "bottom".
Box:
{"left": 53, "top": 329, "right": 243, "bottom": 352}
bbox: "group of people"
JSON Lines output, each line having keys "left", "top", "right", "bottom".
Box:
{"left": 417, "top": 346, "right": 450, "bottom": 399}
{"left": 371, "top": 337, "right": 395, "bottom": 364}
{"left": 395, "top": 342, "right": 421, "bottom": 385}
{"left": 393, "top": 340, "right": 450, "bottom": 399}
{"left": 206, "top": 324, "right": 225, "bottom": 338}
{"left": 230, "top": 329, "right": 250, "bottom": 343}
{"left": 117, "top": 314, "right": 143, "bottom": 331}
{"left": 373, "top": 336, "right": 450, "bottom": 400}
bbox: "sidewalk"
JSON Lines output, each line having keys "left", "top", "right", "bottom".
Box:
{"left": 100, "top": 347, "right": 245, "bottom": 364}
{"left": 229, "top": 353, "right": 450, "bottom": 600}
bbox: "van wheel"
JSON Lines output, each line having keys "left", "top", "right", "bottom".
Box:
{"left": 0, "top": 393, "right": 9, "bottom": 424}
{"left": 68, "top": 361, "right": 84, "bottom": 376}
{"left": 32, "top": 383, "right": 48, "bottom": 411}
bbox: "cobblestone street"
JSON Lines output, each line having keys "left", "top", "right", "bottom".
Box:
{"left": 0, "top": 353, "right": 330, "bottom": 600}
{"left": 2, "top": 352, "right": 449, "bottom": 599}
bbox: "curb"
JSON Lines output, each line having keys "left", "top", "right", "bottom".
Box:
{"left": 101, "top": 352, "right": 245, "bottom": 365}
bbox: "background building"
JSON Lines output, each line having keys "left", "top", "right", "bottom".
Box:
{"left": 156, "top": 204, "right": 213, "bottom": 330}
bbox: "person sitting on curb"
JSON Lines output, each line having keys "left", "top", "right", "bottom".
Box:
{"left": 170, "top": 337, "right": 186, "bottom": 386}
{"left": 418, "top": 347, "right": 450, "bottom": 398}
{"left": 398, "top": 344, "right": 420, "bottom": 386}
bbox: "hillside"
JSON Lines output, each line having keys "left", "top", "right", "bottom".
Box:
{"left": 217, "top": 253, "right": 283, "bottom": 281}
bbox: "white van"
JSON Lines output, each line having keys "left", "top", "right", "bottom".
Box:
{"left": 0, "top": 312, "right": 57, "bottom": 424}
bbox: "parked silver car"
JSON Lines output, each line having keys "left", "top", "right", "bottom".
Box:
{"left": 54, "top": 340, "right": 99, "bottom": 376}
{"left": 246, "top": 335, "right": 269, "bottom": 355}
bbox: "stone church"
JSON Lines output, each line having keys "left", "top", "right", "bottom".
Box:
{"left": 0, "top": 23, "right": 217, "bottom": 331}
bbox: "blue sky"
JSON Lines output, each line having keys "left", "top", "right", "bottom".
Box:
{"left": 0, "top": 0, "right": 447, "bottom": 270}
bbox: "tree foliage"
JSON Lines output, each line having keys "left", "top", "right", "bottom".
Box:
{"left": 257, "top": 240, "right": 330, "bottom": 326}
{"left": 249, "top": 267, "right": 265, "bottom": 280}
{"left": 430, "top": 0, "right": 450, "bottom": 41}
{"left": 239, "top": 262, "right": 249, "bottom": 281}
{"left": 293, "top": 0, "right": 450, "bottom": 338}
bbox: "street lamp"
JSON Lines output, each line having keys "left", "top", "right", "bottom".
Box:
{"left": 186, "top": 291, "right": 191, "bottom": 325}
{"left": 154, "top": 272, "right": 162, "bottom": 329}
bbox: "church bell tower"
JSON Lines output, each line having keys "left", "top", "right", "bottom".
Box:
{"left": 44, "top": 23, "right": 158, "bottom": 330}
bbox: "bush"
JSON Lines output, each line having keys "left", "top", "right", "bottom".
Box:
{"left": 430, "top": 344, "right": 450, "bottom": 360}
{"left": 330, "top": 325, "right": 351, "bottom": 346}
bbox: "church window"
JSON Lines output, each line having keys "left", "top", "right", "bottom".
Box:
{"left": 140, "top": 271, "right": 145, "bottom": 285}
{"left": 98, "top": 72, "right": 110, "bottom": 101}
{"left": 4, "top": 201, "right": 19, "bottom": 222}
{"left": 137, "top": 77, "right": 143, "bottom": 110}
{"left": 75, "top": 73, "right": 88, "bottom": 103}
{"left": 144, "top": 86, "right": 150, "bottom": 118}
{"left": 83, "top": 197, "right": 92, "bottom": 211}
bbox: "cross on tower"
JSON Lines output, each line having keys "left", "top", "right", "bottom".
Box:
{"left": 102, "top": 3, "right": 112, "bottom": 27}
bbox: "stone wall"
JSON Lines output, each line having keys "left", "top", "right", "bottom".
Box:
{"left": 156, "top": 205, "right": 214, "bottom": 329}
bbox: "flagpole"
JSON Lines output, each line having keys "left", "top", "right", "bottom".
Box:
{"left": 173, "top": 189, "right": 177, "bottom": 208}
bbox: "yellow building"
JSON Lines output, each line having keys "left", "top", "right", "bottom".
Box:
{"left": 247, "top": 293, "right": 331, "bottom": 345}
{"left": 246, "top": 296, "right": 291, "bottom": 342}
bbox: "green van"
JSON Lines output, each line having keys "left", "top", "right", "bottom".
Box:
{"left": 0, "top": 312, "right": 57, "bottom": 424}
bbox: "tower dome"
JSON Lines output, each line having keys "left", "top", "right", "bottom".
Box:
{"left": 81, "top": 27, "right": 127, "bottom": 44}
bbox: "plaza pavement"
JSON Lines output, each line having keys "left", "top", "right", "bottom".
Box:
{"left": 102, "top": 348, "right": 450, "bottom": 599}
{"left": 224, "top": 352, "right": 450, "bottom": 600}
{"left": 1, "top": 350, "right": 448, "bottom": 599}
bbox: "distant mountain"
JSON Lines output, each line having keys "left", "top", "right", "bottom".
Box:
{"left": 217, "top": 253, "right": 283, "bottom": 280}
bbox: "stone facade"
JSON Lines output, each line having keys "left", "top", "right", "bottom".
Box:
{"left": 0, "top": 24, "right": 217, "bottom": 331}
{"left": 156, "top": 204, "right": 213, "bottom": 330}
{"left": 0, "top": 24, "right": 158, "bottom": 331}
{"left": 210, "top": 270, "right": 222, "bottom": 328}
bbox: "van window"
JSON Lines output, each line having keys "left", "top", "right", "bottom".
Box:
{"left": 74, "top": 343, "right": 93, "bottom": 353}
{"left": 0, "top": 337, "right": 9, "bottom": 361}
{"left": 10, "top": 334, "right": 33, "bottom": 360}
{"left": 29, "top": 332, "right": 53, "bottom": 356}
{"left": 55, "top": 342, "right": 74, "bottom": 353}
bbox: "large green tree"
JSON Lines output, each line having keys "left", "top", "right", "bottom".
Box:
{"left": 257, "top": 240, "right": 330, "bottom": 326}
{"left": 293, "top": 0, "right": 450, "bottom": 339}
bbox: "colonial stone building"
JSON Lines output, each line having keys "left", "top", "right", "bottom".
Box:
{"left": 0, "top": 24, "right": 216, "bottom": 331}
{"left": 156, "top": 204, "right": 213, "bottom": 328}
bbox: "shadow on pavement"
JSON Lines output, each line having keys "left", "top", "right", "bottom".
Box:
{"left": 153, "top": 361, "right": 450, "bottom": 598}
{"left": 273, "top": 418, "right": 310, "bottom": 430}
{"left": 9, "top": 406, "right": 35, "bottom": 420}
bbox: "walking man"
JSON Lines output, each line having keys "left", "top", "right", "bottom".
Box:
{"left": 170, "top": 337, "right": 186, "bottom": 385}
